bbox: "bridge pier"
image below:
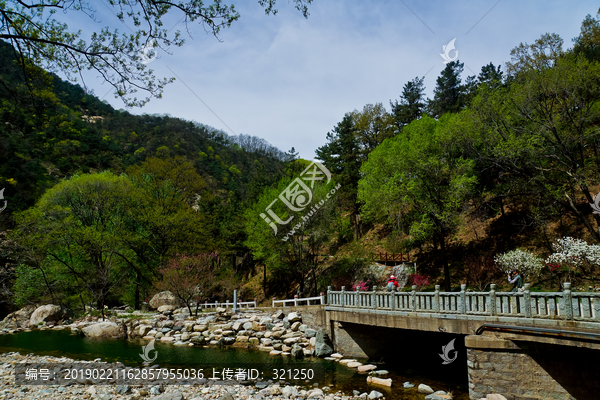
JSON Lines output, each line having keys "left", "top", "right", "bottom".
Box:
{"left": 466, "top": 335, "right": 600, "bottom": 400}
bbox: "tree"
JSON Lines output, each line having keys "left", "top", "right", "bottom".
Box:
{"left": 478, "top": 62, "right": 503, "bottom": 87}
{"left": 358, "top": 114, "right": 477, "bottom": 290}
{"left": 12, "top": 172, "right": 139, "bottom": 319}
{"left": 545, "top": 237, "right": 600, "bottom": 286}
{"left": 428, "top": 60, "right": 466, "bottom": 117}
{"left": 244, "top": 171, "right": 339, "bottom": 297}
{"left": 390, "top": 76, "right": 426, "bottom": 129}
{"left": 156, "top": 253, "right": 218, "bottom": 316}
{"left": 350, "top": 103, "right": 396, "bottom": 156}
{"left": 0, "top": 0, "right": 315, "bottom": 106}
{"left": 315, "top": 114, "right": 362, "bottom": 236}
{"left": 494, "top": 249, "right": 544, "bottom": 281}
{"left": 466, "top": 54, "right": 600, "bottom": 242}
{"left": 572, "top": 8, "right": 600, "bottom": 62}
{"left": 505, "top": 33, "right": 563, "bottom": 78}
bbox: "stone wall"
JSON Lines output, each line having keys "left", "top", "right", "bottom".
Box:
{"left": 271, "top": 306, "right": 327, "bottom": 330}
{"left": 466, "top": 335, "right": 600, "bottom": 400}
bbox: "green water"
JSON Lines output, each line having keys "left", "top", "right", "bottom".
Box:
{"left": 0, "top": 330, "right": 469, "bottom": 399}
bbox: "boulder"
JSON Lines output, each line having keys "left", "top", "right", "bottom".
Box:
{"left": 149, "top": 291, "right": 179, "bottom": 309}
{"left": 307, "top": 389, "right": 323, "bottom": 398}
{"left": 218, "top": 337, "right": 236, "bottom": 345}
{"left": 282, "top": 386, "right": 299, "bottom": 398}
{"left": 158, "top": 305, "right": 177, "bottom": 313}
{"left": 29, "top": 305, "right": 66, "bottom": 326}
{"left": 358, "top": 365, "right": 377, "bottom": 372}
{"left": 367, "top": 376, "right": 392, "bottom": 387}
{"left": 190, "top": 335, "right": 206, "bottom": 344}
{"left": 314, "top": 329, "right": 334, "bottom": 357}
{"left": 272, "top": 310, "right": 285, "bottom": 319}
{"left": 486, "top": 396, "right": 508, "bottom": 400}
{"left": 81, "top": 322, "right": 125, "bottom": 339}
{"left": 287, "top": 312, "right": 302, "bottom": 322}
{"left": 0, "top": 305, "right": 37, "bottom": 330}
{"left": 368, "top": 391, "right": 384, "bottom": 399}
{"left": 425, "top": 391, "right": 452, "bottom": 400}
{"left": 290, "top": 322, "right": 302, "bottom": 331}
{"left": 291, "top": 344, "right": 304, "bottom": 358}
{"left": 418, "top": 384, "right": 434, "bottom": 394}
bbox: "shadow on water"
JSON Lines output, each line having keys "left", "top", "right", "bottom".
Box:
{"left": 0, "top": 330, "right": 469, "bottom": 399}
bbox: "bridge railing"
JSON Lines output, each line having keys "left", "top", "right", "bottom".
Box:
{"left": 272, "top": 294, "right": 325, "bottom": 307}
{"left": 326, "top": 283, "right": 600, "bottom": 322}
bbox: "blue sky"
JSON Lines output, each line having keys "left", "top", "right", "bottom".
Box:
{"left": 64, "top": 1, "right": 599, "bottom": 159}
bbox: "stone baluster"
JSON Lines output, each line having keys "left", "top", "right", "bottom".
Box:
{"left": 356, "top": 286, "right": 360, "bottom": 307}
{"left": 391, "top": 286, "right": 396, "bottom": 311}
{"left": 459, "top": 284, "right": 466, "bottom": 314}
{"left": 372, "top": 286, "right": 378, "bottom": 309}
{"left": 562, "top": 283, "right": 573, "bottom": 320}
{"left": 434, "top": 285, "right": 440, "bottom": 312}
{"left": 489, "top": 284, "right": 497, "bottom": 316}
{"left": 523, "top": 283, "right": 531, "bottom": 317}
{"left": 411, "top": 285, "right": 417, "bottom": 312}
{"left": 340, "top": 286, "right": 346, "bottom": 307}
{"left": 327, "top": 286, "right": 331, "bottom": 306}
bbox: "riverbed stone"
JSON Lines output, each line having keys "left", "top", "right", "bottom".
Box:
{"left": 81, "top": 322, "right": 124, "bottom": 339}
{"left": 272, "top": 310, "right": 285, "bottom": 319}
{"left": 193, "top": 324, "right": 207, "bottom": 332}
{"left": 0, "top": 305, "right": 37, "bottom": 330}
{"left": 149, "top": 291, "right": 180, "bottom": 309}
{"left": 282, "top": 386, "right": 299, "bottom": 398}
{"left": 291, "top": 344, "right": 304, "bottom": 358}
{"left": 287, "top": 312, "right": 302, "bottom": 323}
{"left": 158, "top": 305, "right": 177, "bottom": 313}
{"left": 368, "top": 390, "right": 384, "bottom": 399}
{"left": 30, "top": 305, "right": 66, "bottom": 326}
{"left": 485, "top": 395, "right": 507, "bottom": 400}
{"left": 418, "top": 384, "right": 434, "bottom": 394}
{"left": 190, "top": 335, "right": 205, "bottom": 344}
{"left": 154, "top": 390, "right": 184, "bottom": 400}
{"left": 315, "top": 329, "right": 334, "bottom": 357}
{"left": 358, "top": 364, "right": 376, "bottom": 372}
{"left": 291, "top": 321, "right": 302, "bottom": 331}
{"left": 425, "top": 391, "right": 452, "bottom": 400}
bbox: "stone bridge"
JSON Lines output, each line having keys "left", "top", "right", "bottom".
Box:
{"left": 277, "top": 283, "right": 600, "bottom": 400}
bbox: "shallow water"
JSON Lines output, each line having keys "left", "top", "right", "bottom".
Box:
{"left": 0, "top": 330, "right": 469, "bottom": 399}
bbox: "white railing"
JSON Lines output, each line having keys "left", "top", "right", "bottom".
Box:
{"left": 326, "top": 283, "right": 600, "bottom": 322}
{"left": 198, "top": 300, "right": 257, "bottom": 309}
{"left": 272, "top": 294, "right": 325, "bottom": 307}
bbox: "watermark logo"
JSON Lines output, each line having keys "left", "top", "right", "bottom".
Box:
{"left": 260, "top": 161, "right": 332, "bottom": 235}
{"left": 140, "top": 39, "right": 158, "bottom": 64}
{"left": 0, "top": 188, "right": 6, "bottom": 212}
{"left": 440, "top": 38, "right": 458, "bottom": 64}
{"left": 439, "top": 338, "right": 457, "bottom": 364}
{"left": 140, "top": 339, "right": 158, "bottom": 363}
{"left": 590, "top": 192, "right": 600, "bottom": 214}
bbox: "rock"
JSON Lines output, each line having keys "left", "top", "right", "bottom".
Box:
{"left": 283, "top": 317, "right": 290, "bottom": 329}
{"left": 137, "top": 324, "right": 153, "bottom": 337}
{"left": 330, "top": 353, "right": 344, "bottom": 359}
{"left": 219, "top": 393, "right": 234, "bottom": 400}
{"left": 368, "top": 390, "right": 384, "bottom": 399}
{"left": 339, "top": 359, "right": 356, "bottom": 365}
{"left": 181, "top": 332, "right": 191, "bottom": 341}
{"left": 290, "top": 321, "right": 302, "bottom": 331}
{"left": 219, "top": 337, "right": 236, "bottom": 345}
{"left": 243, "top": 321, "right": 254, "bottom": 330}
{"left": 232, "top": 321, "right": 243, "bottom": 331}
{"left": 291, "top": 344, "right": 304, "bottom": 358}
{"left": 403, "top": 381, "right": 414, "bottom": 388}
{"left": 272, "top": 310, "right": 285, "bottom": 319}
{"left": 158, "top": 305, "right": 177, "bottom": 313}
{"left": 347, "top": 361, "right": 363, "bottom": 368}
{"left": 0, "top": 305, "right": 36, "bottom": 330}
{"left": 314, "top": 329, "right": 334, "bottom": 357}
{"left": 418, "top": 384, "right": 434, "bottom": 394}
{"left": 193, "top": 324, "right": 207, "bottom": 332}
{"left": 282, "top": 386, "right": 299, "bottom": 398}
{"left": 30, "top": 305, "right": 66, "bottom": 326}
{"left": 303, "top": 348, "right": 314, "bottom": 356}
{"left": 486, "top": 396, "right": 507, "bottom": 400}
{"left": 284, "top": 337, "right": 300, "bottom": 345}
{"left": 307, "top": 388, "right": 323, "bottom": 398}
{"left": 154, "top": 390, "right": 184, "bottom": 400}
{"left": 116, "top": 385, "right": 131, "bottom": 395}
{"left": 270, "top": 350, "right": 282, "bottom": 355}
{"left": 299, "top": 324, "right": 308, "bottom": 332}
{"left": 81, "top": 322, "right": 125, "bottom": 339}
{"left": 367, "top": 376, "right": 392, "bottom": 387}
{"left": 357, "top": 364, "right": 377, "bottom": 372}
{"left": 149, "top": 291, "right": 180, "bottom": 309}
{"left": 236, "top": 336, "right": 249, "bottom": 343}
{"left": 425, "top": 391, "right": 453, "bottom": 400}
{"left": 270, "top": 385, "right": 282, "bottom": 395}
{"left": 160, "top": 337, "right": 175, "bottom": 343}
{"left": 190, "top": 335, "right": 205, "bottom": 344}
{"left": 306, "top": 328, "right": 317, "bottom": 338}
{"left": 373, "top": 370, "right": 389, "bottom": 376}
{"left": 287, "top": 312, "right": 302, "bottom": 322}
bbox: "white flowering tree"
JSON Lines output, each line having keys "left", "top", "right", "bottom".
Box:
{"left": 545, "top": 237, "right": 600, "bottom": 287}
{"left": 494, "top": 249, "right": 544, "bottom": 282}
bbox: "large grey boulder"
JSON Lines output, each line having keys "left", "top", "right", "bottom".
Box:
{"left": 0, "top": 305, "right": 37, "bottom": 329}
{"left": 287, "top": 312, "right": 302, "bottom": 323}
{"left": 314, "top": 329, "right": 334, "bottom": 357}
{"left": 81, "top": 322, "right": 125, "bottom": 339}
{"left": 149, "top": 291, "right": 180, "bottom": 309}
{"left": 291, "top": 344, "right": 304, "bottom": 359}
{"left": 29, "top": 304, "right": 66, "bottom": 326}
